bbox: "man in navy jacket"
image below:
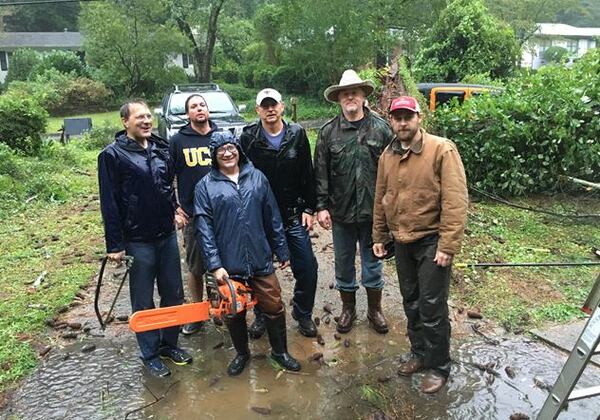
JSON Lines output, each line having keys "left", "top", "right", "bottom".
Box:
{"left": 194, "top": 131, "right": 301, "bottom": 376}
{"left": 98, "top": 100, "right": 192, "bottom": 378}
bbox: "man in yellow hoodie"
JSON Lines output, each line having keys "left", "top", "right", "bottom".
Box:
{"left": 372, "top": 96, "right": 468, "bottom": 394}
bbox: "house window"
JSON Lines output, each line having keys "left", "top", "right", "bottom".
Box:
{"left": 0, "top": 51, "right": 7, "bottom": 71}
{"left": 182, "top": 53, "right": 189, "bottom": 69}
{"left": 566, "top": 39, "right": 578, "bottom": 54}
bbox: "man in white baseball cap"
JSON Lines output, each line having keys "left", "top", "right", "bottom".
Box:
{"left": 241, "top": 88, "right": 319, "bottom": 339}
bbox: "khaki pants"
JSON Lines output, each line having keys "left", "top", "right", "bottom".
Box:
{"left": 248, "top": 272, "right": 285, "bottom": 319}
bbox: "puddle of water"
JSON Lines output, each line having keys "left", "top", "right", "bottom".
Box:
{"left": 4, "top": 319, "right": 599, "bottom": 420}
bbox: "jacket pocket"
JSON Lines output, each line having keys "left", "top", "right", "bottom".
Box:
{"left": 124, "top": 196, "right": 139, "bottom": 231}
{"left": 330, "top": 142, "right": 350, "bottom": 176}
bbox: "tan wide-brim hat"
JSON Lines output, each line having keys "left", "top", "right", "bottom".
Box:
{"left": 324, "top": 69, "right": 375, "bottom": 103}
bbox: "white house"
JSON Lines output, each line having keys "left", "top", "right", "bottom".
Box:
{"left": 0, "top": 31, "right": 194, "bottom": 84}
{"left": 521, "top": 23, "right": 600, "bottom": 69}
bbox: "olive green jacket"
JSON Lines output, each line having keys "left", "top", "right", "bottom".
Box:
{"left": 314, "top": 108, "right": 393, "bottom": 224}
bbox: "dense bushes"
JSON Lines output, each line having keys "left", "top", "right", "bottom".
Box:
{"left": 431, "top": 49, "right": 600, "bottom": 195}
{"left": 0, "top": 92, "right": 48, "bottom": 155}
{"left": 6, "top": 70, "right": 113, "bottom": 116}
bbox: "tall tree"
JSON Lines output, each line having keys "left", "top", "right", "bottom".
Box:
{"left": 415, "top": 0, "right": 520, "bottom": 82}
{"left": 80, "top": 0, "right": 188, "bottom": 96}
{"left": 4, "top": 3, "right": 80, "bottom": 32}
{"left": 163, "top": 0, "right": 227, "bottom": 82}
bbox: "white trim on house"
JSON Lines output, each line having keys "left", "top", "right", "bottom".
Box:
{"left": 522, "top": 23, "right": 600, "bottom": 69}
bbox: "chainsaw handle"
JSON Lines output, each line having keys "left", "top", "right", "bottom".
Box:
{"left": 223, "top": 276, "right": 238, "bottom": 319}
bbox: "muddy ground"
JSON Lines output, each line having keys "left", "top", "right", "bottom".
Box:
{"left": 1, "top": 227, "right": 599, "bottom": 419}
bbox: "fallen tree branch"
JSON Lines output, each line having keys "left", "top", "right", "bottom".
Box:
{"left": 124, "top": 380, "right": 179, "bottom": 419}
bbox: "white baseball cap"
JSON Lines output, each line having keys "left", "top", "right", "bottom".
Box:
{"left": 256, "top": 88, "right": 282, "bottom": 106}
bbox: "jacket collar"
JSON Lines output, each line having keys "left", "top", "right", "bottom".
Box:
{"left": 339, "top": 106, "right": 371, "bottom": 130}
{"left": 210, "top": 160, "right": 254, "bottom": 182}
{"left": 114, "top": 130, "right": 164, "bottom": 152}
{"left": 391, "top": 128, "right": 425, "bottom": 155}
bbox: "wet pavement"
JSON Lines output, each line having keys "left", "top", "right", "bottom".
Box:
{"left": 2, "top": 227, "right": 600, "bottom": 419}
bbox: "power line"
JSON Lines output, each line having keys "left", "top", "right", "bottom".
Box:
{"left": 0, "top": 0, "right": 99, "bottom": 6}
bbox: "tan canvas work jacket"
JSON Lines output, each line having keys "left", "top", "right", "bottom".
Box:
{"left": 372, "top": 129, "right": 468, "bottom": 255}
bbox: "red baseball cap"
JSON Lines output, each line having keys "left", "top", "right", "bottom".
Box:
{"left": 389, "top": 96, "right": 421, "bottom": 113}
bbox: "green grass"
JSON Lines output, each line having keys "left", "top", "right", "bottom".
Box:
{"left": 47, "top": 111, "right": 121, "bottom": 133}
{"left": 452, "top": 198, "right": 600, "bottom": 331}
{"left": 0, "top": 139, "right": 104, "bottom": 392}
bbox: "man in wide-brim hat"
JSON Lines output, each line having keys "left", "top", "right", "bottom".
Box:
{"left": 314, "top": 69, "right": 394, "bottom": 335}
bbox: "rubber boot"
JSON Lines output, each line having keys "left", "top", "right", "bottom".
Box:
{"left": 366, "top": 288, "right": 389, "bottom": 334}
{"left": 336, "top": 290, "right": 357, "bottom": 334}
{"left": 225, "top": 312, "right": 250, "bottom": 376}
{"left": 264, "top": 315, "right": 301, "bottom": 371}
{"left": 248, "top": 308, "right": 266, "bottom": 339}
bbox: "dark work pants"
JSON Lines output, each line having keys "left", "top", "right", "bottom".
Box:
{"left": 125, "top": 232, "right": 184, "bottom": 361}
{"left": 394, "top": 234, "right": 452, "bottom": 377}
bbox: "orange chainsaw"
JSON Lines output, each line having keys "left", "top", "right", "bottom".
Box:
{"left": 129, "top": 275, "right": 257, "bottom": 333}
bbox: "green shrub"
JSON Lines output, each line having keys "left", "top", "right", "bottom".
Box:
{"left": 31, "top": 50, "right": 87, "bottom": 78}
{"left": 5, "top": 49, "right": 41, "bottom": 83}
{"left": 431, "top": 49, "right": 600, "bottom": 195}
{"left": 218, "top": 82, "right": 255, "bottom": 104}
{"left": 79, "top": 122, "right": 118, "bottom": 150}
{"left": 0, "top": 92, "right": 48, "bottom": 155}
{"left": 213, "top": 60, "right": 240, "bottom": 84}
{"left": 252, "top": 64, "right": 276, "bottom": 88}
{"left": 271, "top": 65, "right": 309, "bottom": 94}
{"left": 543, "top": 46, "right": 570, "bottom": 64}
{"left": 50, "top": 77, "right": 113, "bottom": 115}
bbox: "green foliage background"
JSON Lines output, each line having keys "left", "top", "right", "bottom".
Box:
{"left": 431, "top": 49, "right": 600, "bottom": 195}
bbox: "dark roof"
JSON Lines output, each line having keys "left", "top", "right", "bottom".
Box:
{"left": 0, "top": 32, "right": 83, "bottom": 49}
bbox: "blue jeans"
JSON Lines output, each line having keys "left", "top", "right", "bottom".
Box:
{"left": 287, "top": 218, "right": 318, "bottom": 319}
{"left": 332, "top": 221, "right": 383, "bottom": 292}
{"left": 125, "top": 232, "right": 184, "bottom": 361}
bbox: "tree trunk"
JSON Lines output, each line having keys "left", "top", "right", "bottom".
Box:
{"left": 198, "top": 0, "right": 225, "bottom": 82}
{"left": 175, "top": 17, "right": 203, "bottom": 82}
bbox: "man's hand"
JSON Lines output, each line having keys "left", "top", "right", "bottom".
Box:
{"left": 372, "top": 243, "right": 386, "bottom": 258}
{"left": 174, "top": 207, "right": 189, "bottom": 229}
{"left": 107, "top": 250, "right": 125, "bottom": 263}
{"left": 174, "top": 214, "right": 187, "bottom": 229}
{"left": 317, "top": 210, "right": 332, "bottom": 230}
{"left": 279, "top": 260, "right": 290, "bottom": 270}
{"left": 212, "top": 267, "right": 229, "bottom": 285}
{"left": 301, "top": 212, "right": 314, "bottom": 231}
{"left": 433, "top": 250, "right": 453, "bottom": 267}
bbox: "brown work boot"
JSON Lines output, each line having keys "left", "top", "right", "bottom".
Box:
{"left": 336, "top": 290, "right": 357, "bottom": 334}
{"left": 397, "top": 354, "right": 424, "bottom": 376}
{"left": 420, "top": 370, "right": 447, "bottom": 394}
{"left": 365, "top": 288, "right": 388, "bottom": 334}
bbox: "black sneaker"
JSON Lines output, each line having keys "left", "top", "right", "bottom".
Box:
{"left": 159, "top": 346, "right": 193, "bottom": 365}
{"left": 143, "top": 357, "right": 171, "bottom": 378}
{"left": 182, "top": 321, "right": 205, "bottom": 336}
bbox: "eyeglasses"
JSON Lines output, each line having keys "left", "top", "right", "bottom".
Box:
{"left": 216, "top": 144, "right": 238, "bottom": 156}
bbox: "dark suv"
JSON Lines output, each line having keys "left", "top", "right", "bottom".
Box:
{"left": 155, "top": 83, "right": 247, "bottom": 141}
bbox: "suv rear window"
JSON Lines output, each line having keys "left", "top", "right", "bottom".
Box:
{"left": 435, "top": 91, "right": 465, "bottom": 107}
{"left": 168, "top": 91, "right": 237, "bottom": 115}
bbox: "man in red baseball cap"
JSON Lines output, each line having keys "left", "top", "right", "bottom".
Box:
{"left": 372, "top": 95, "right": 468, "bottom": 393}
